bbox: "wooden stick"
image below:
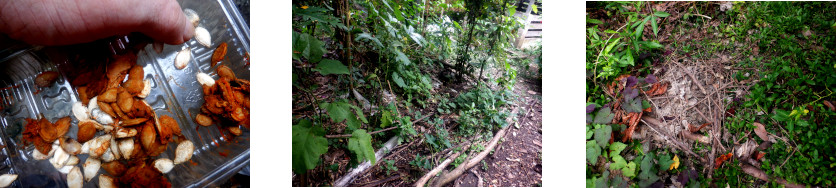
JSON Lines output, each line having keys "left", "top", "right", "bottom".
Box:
{"left": 334, "top": 136, "right": 400, "bottom": 187}
{"left": 415, "top": 141, "right": 473, "bottom": 187}
{"left": 429, "top": 107, "right": 520, "bottom": 187}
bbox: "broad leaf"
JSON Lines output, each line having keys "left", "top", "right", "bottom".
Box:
{"left": 392, "top": 72, "right": 406, "bottom": 88}
{"left": 348, "top": 129, "right": 376, "bottom": 164}
{"left": 594, "top": 125, "right": 612, "bottom": 148}
{"left": 623, "top": 162, "right": 637, "bottom": 178}
{"left": 322, "top": 102, "right": 351, "bottom": 123}
{"left": 394, "top": 49, "right": 411, "bottom": 66}
{"left": 292, "top": 119, "right": 329, "bottom": 174}
{"left": 651, "top": 16, "right": 659, "bottom": 37}
{"left": 346, "top": 114, "right": 361, "bottom": 130}
{"left": 355, "top": 33, "right": 383, "bottom": 49}
{"left": 635, "top": 16, "right": 651, "bottom": 38}
{"left": 623, "top": 98, "right": 644, "bottom": 113}
{"left": 314, "top": 59, "right": 350, "bottom": 75}
{"left": 593, "top": 107, "right": 615, "bottom": 124}
{"left": 658, "top": 154, "right": 674, "bottom": 171}
{"left": 610, "top": 155, "right": 627, "bottom": 170}
{"left": 380, "top": 110, "right": 393, "bottom": 128}
{"left": 609, "top": 142, "right": 628, "bottom": 156}
{"left": 587, "top": 140, "right": 601, "bottom": 164}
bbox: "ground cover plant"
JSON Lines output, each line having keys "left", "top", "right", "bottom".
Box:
{"left": 292, "top": 0, "right": 543, "bottom": 186}
{"left": 587, "top": 1, "right": 836, "bottom": 187}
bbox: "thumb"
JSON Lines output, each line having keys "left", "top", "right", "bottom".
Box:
{"left": 140, "top": 1, "right": 194, "bottom": 45}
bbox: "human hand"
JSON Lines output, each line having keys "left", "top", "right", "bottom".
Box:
{"left": 0, "top": 0, "right": 194, "bottom": 46}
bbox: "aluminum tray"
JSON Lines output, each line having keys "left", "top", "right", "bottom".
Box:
{"left": 0, "top": 0, "right": 250, "bottom": 187}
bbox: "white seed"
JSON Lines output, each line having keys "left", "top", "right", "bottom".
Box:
{"left": 101, "top": 148, "right": 115, "bottom": 162}
{"left": 0, "top": 174, "right": 18, "bottom": 187}
{"left": 32, "top": 147, "right": 53, "bottom": 160}
{"left": 175, "top": 47, "right": 191, "bottom": 70}
{"left": 89, "top": 135, "right": 112, "bottom": 159}
{"left": 196, "top": 72, "right": 215, "bottom": 87}
{"left": 110, "top": 136, "right": 121, "bottom": 160}
{"left": 115, "top": 128, "right": 138, "bottom": 138}
{"left": 49, "top": 146, "right": 70, "bottom": 169}
{"left": 87, "top": 96, "right": 98, "bottom": 112}
{"left": 67, "top": 166, "right": 83, "bottom": 188}
{"left": 80, "top": 141, "right": 90, "bottom": 155}
{"left": 184, "top": 9, "right": 200, "bottom": 28}
{"left": 174, "top": 140, "right": 195, "bottom": 164}
{"left": 138, "top": 79, "right": 152, "bottom": 98}
{"left": 99, "top": 174, "right": 116, "bottom": 188}
{"left": 195, "top": 27, "right": 211, "bottom": 47}
{"left": 58, "top": 165, "right": 74, "bottom": 174}
{"left": 60, "top": 138, "right": 82, "bottom": 155}
{"left": 102, "top": 125, "right": 114, "bottom": 132}
{"left": 66, "top": 155, "right": 79, "bottom": 166}
{"left": 83, "top": 158, "right": 101, "bottom": 182}
{"left": 154, "top": 158, "right": 175, "bottom": 174}
{"left": 119, "top": 139, "right": 134, "bottom": 160}
{"left": 91, "top": 109, "right": 114, "bottom": 125}
{"left": 72, "top": 102, "right": 89, "bottom": 121}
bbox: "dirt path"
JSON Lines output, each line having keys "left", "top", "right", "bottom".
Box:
{"left": 458, "top": 78, "right": 542, "bottom": 187}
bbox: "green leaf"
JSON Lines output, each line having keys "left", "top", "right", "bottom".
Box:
{"left": 623, "top": 98, "right": 644, "bottom": 113}
{"left": 610, "top": 155, "right": 627, "bottom": 170}
{"left": 348, "top": 129, "right": 377, "bottom": 164}
{"left": 381, "top": 110, "right": 393, "bottom": 128}
{"left": 314, "top": 59, "right": 350, "bottom": 75}
{"left": 355, "top": 33, "right": 383, "bottom": 49}
{"left": 587, "top": 18, "right": 603, "bottom": 25}
{"left": 658, "top": 154, "right": 674, "bottom": 171}
{"left": 586, "top": 126, "right": 594, "bottom": 139}
{"left": 346, "top": 114, "right": 361, "bottom": 130}
{"left": 641, "top": 152, "right": 656, "bottom": 173}
{"left": 609, "top": 142, "right": 628, "bottom": 156}
{"left": 635, "top": 16, "right": 651, "bottom": 39}
{"left": 587, "top": 140, "right": 601, "bottom": 164}
{"left": 651, "top": 16, "right": 659, "bottom": 37}
{"left": 292, "top": 119, "right": 329, "bottom": 174}
{"left": 322, "top": 102, "right": 351, "bottom": 123}
{"left": 594, "top": 125, "right": 612, "bottom": 148}
{"left": 603, "top": 38, "right": 621, "bottom": 55}
{"left": 531, "top": 4, "right": 538, "bottom": 14}
{"left": 593, "top": 107, "right": 615, "bottom": 124}
{"left": 623, "top": 162, "right": 637, "bottom": 178}
{"left": 645, "top": 41, "right": 663, "bottom": 49}
{"left": 305, "top": 35, "right": 325, "bottom": 63}
{"left": 654, "top": 11, "right": 671, "bottom": 18}
{"left": 392, "top": 72, "right": 406, "bottom": 88}
{"left": 394, "top": 49, "right": 411, "bottom": 66}
{"left": 351, "top": 105, "right": 368, "bottom": 123}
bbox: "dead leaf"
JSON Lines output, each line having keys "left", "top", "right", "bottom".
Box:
{"left": 690, "top": 123, "right": 710, "bottom": 133}
{"left": 755, "top": 151, "right": 765, "bottom": 161}
{"left": 506, "top": 158, "right": 521, "bottom": 162}
{"left": 753, "top": 122, "right": 768, "bottom": 141}
{"left": 669, "top": 155, "right": 680, "bottom": 170}
{"left": 527, "top": 90, "right": 536, "bottom": 95}
{"left": 621, "top": 112, "right": 642, "bottom": 142}
{"left": 823, "top": 100, "right": 835, "bottom": 111}
{"left": 714, "top": 152, "right": 733, "bottom": 169}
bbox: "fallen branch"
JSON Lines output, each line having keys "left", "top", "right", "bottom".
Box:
{"left": 429, "top": 107, "right": 520, "bottom": 187}
{"left": 415, "top": 141, "right": 473, "bottom": 187}
{"left": 740, "top": 164, "right": 805, "bottom": 188}
{"left": 334, "top": 136, "right": 400, "bottom": 187}
{"left": 493, "top": 101, "right": 535, "bottom": 158}
{"left": 326, "top": 112, "right": 434, "bottom": 138}
{"left": 682, "top": 131, "right": 710, "bottom": 144}
{"left": 471, "top": 168, "right": 483, "bottom": 187}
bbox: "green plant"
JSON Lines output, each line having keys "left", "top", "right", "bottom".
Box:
{"left": 292, "top": 119, "right": 329, "bottom": 174}
{"left": 410, "top": 154, "right": 432, "bottom": 170}
{"left": 384, "top": 159, "right": 398, "bottom": 175}
{"left": 455, "top": 86, "right": 513, "bottom": 136}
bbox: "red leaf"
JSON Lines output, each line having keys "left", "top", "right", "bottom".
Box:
{"left": 755, "top": 151, "right": 766, "bottom": 161}
{"left": 714, "top": 152, "right": 733, "bottom": 169}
